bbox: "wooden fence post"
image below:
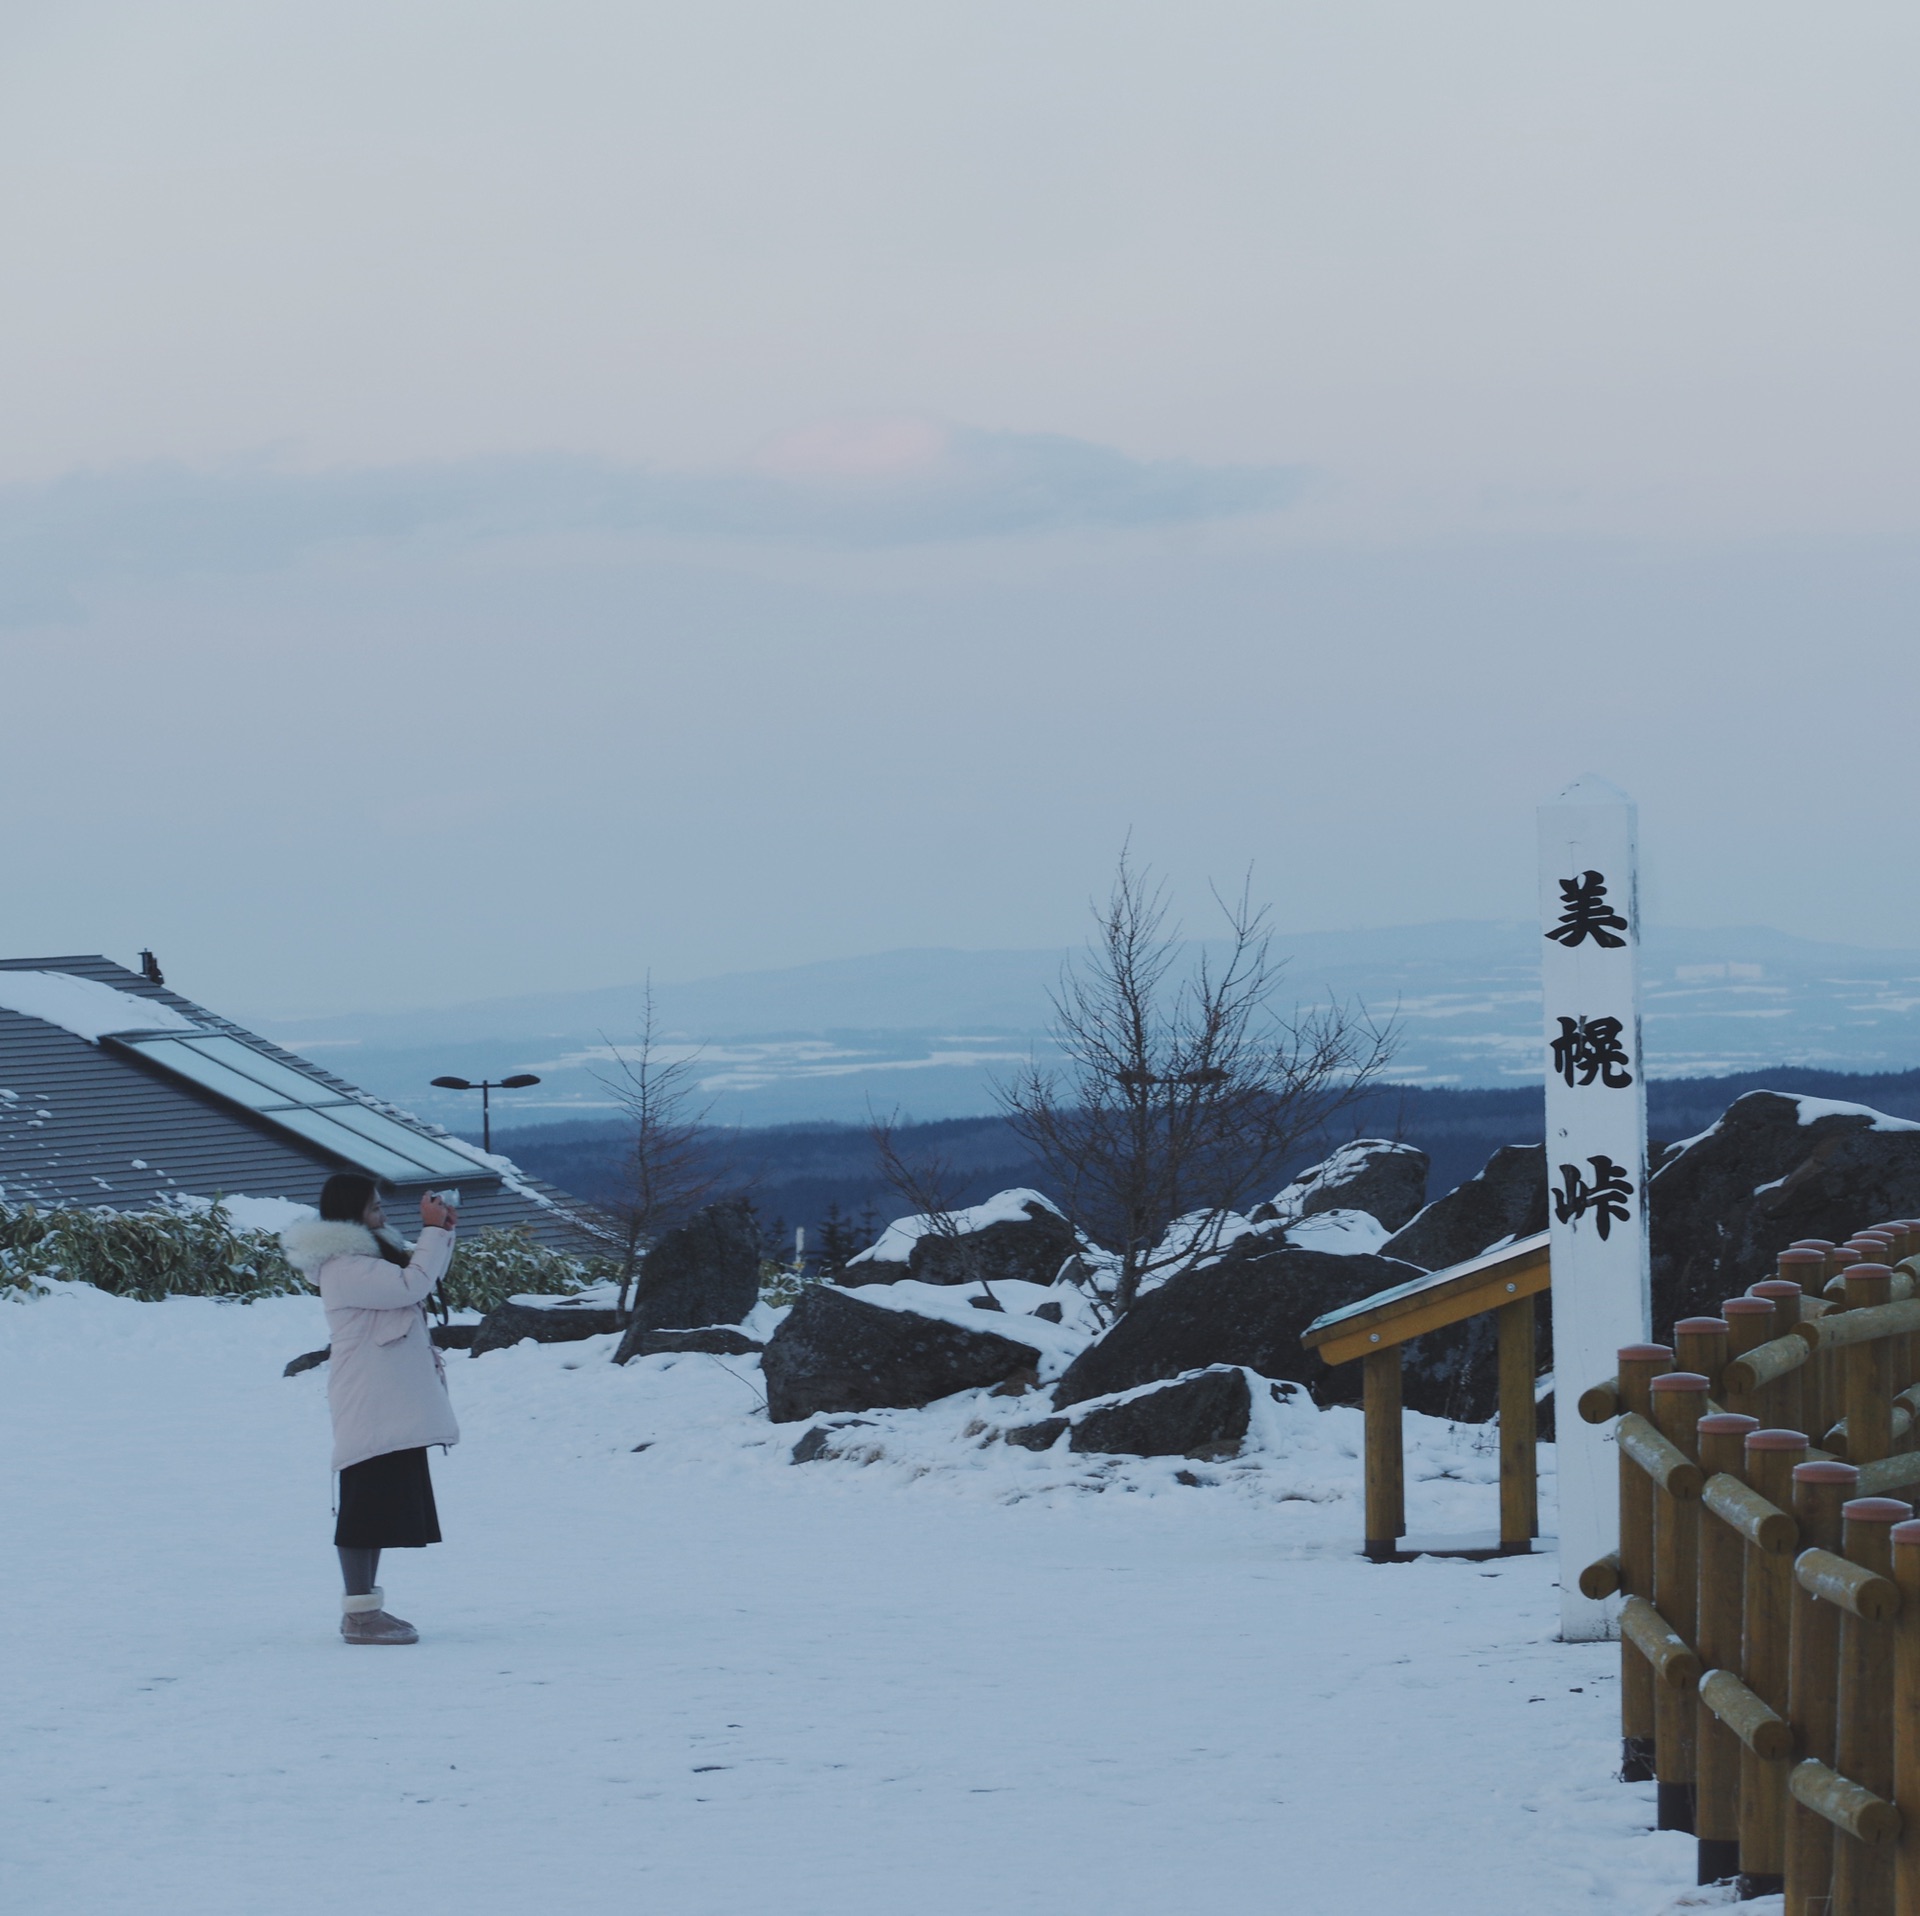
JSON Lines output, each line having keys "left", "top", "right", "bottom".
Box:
{"left": 1891, "top": 1516, "right": 1920, "bottom": 1916}
{"left": 1739, "top": 1426, "right": 1809, "bottom": 1896}
{"left": 1496, "top": 1294, "right": 1538, "bottom": 1553}
{"left": 1676, "top": 1316, "right": 1730, "bottom": 1405}
{"left": 1831, "top": 1496, "right": 1912, "bottom": 1915}
{"left": 1362, "top": 1345, "right": 1404, "bottom": 1562}
{"left": 1783, "top": 1458, "right": 1858, "bottom": 1915}
{"left": 1751, "top": 1280, "right": 1808, "bottom": 1435}
{"left": 1652, "top": 1371, "right": 1712, "bottom": 1833}
{"left": 1778, "top": 1250, "right": 1831, "bottom": 1439}
{"left": 1695, "top": 1411, "right": 1761, "bottom": 1885}
{"left": 1722, "top": 1300, "right": 1776, "bottom": 1422}
{"left": 1842, "top": 1267, "right": 1895, "bottom": 1470}
{"left": 1619, "top": 1343, "right": 1675, "bottom": 1780}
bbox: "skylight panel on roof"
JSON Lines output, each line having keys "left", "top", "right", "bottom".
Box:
{"left": 110, "top": 1033, "right": 489, "bottom": 1184}
{"left": 265, "top": 1108, "right": 437, "bottom": 1185}
{"left": 180, "top": 1035, "right": 343, "bottom": 1107}
{"left": 124, "top": 1039, "right": 293, "bottom": 1110}
{"left": 320, "top": 1104, "right": 486, "bottom": 1178}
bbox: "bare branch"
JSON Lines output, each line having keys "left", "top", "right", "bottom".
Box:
{"left": 995, "top": 850, "right": 1399, "bottom": 1314}
{"left": 590, "top": 978, "right": 726, "bottom": 1319}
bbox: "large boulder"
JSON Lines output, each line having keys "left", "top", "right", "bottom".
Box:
{"left": 1068, "top": 1367, "right": 1258, "bottom": 1459}
{"left": 469, "top": 1296, "right": 624, "bottom": 1356}
{"left": 620, "top": 1326, "right": 763, "bottom": 1360}
{"left": 1650, "top": 1091, "right": 1920, "bottom": 1327}
{"left": 1383, "top": 1144, "right": 1547, "bottom": 1272}
{"left": 761, "top": 1285, "right": 1047, "bottom": 1422}
{"left": 617, "top": 1199, "right": 762, "bottom": 1354}
{"left": 843, "top": 1190, "right": 1080, "bottom": 1290}
{"left": 1371, "top": 1142, "right": 1552, "bottom": 1423}
{"left": 1261, "top": 1141, "right": 1430, "bottom": 1235}
{"left": 1051, "top": 1247, "right": 1424, "bottom": 1408}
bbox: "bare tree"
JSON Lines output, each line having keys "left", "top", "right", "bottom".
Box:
{"left": 593, "top": 980, "right": 726, "bottom": 1320}
{"left": 997, "top": 849, "right": 1397, "bottom": 1317}
{"left": 868, "top": 1110, "right": 1004, "bottom": 1308}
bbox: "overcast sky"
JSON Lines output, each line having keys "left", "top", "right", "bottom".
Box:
{"left": 3, "top": 2, "right": 1917, "bottom": 1018}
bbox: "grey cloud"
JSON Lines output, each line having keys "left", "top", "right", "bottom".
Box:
{"left": 0, "top": 429, "right": 1306, "bottom": 623}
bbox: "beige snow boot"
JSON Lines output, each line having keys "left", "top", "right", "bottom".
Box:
{"left": 340, "top": 1587, "right": 419, "bottom": 1645}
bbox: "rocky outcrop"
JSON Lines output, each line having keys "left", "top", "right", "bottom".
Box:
{"left": 1052, "top": 1247, "right": 1423, "bottom": 1408}
{"left": 1383, "top": 1145, "right": 1547, "bottom": 1272}
{"left": 284, "top": 1320, "right": 477, "bottom": 1376}
{"left": 1259, "top": 1141, "right": 1430, "bottom": 1235}
{"left": 615, "top": 1325, "right": 764, "bottom": 1364}
{"left": 1650, "top": 1092, "right": 1920, "bottom": 1326}
{"left": 470, "top": 1297, "right": 623, "bottom": 1356}
{"left": 1066, "top": 1367, "right": 1258, "bottom": 1459}
{"left": 618, "top": 1200, "right": 763, "bottom": 1347}
{"left": 760, "top": 1286, "right": 1047, "bottom": 1422}
{"left": 845, "top": 1191, "right": 1081, "bottom": 1290}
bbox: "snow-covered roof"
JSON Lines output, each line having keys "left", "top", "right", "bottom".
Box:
{"left": 0, "top": 954, "right": 598, "bottom": 1246}
{"left": 0, "top": 970, "right": 203, "bottom": 1043}
{"left": 1304, "top": 1230, "right": 1549, "bottom": 1339}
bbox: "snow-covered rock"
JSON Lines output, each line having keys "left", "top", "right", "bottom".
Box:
{"left": 1052, "top": 1247, "right": 1423, "bottom": 1409}
{"left": 1258, "top": 1139, "right": 1429, "bottom": 1235}
{"left": 1650, "top": 1090, "right": 1920, "bottom": 1325}
{"left": 761, "top": 1284, "right": 1056, "bottom": 1422}
{"left": 471, "top": 1294, "right": 624, "bottom": 1356}
{"left": 1383, "top": 1144, "right": 1547, "bottom": 1273}
{"left": 1009, "top": 1365, "right": 1298, "bottom": 1461}
{"left": 614, "top": 1199, "right": 761, "bottom": 1358}
{"left": 845, "top": 1188, "right": 1081, "bottom": 1290}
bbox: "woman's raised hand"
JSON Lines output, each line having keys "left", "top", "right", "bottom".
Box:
{"left": 420, "top": 1194, "right": 457, "bottom": 1233}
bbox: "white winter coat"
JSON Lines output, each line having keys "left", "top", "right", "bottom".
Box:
{"left": 281, "top": 1218, "right": 460, "bottom": 1472}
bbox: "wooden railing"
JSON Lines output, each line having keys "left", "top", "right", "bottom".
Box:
{"left": 1302, "top": 1232, "right": 1549, "bottom": 1560}
{"left": 1581, "top": 1218, "right": 1920, "bottom": 1907}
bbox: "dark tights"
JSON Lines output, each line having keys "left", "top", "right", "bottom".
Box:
{"left": 338, "top": 1547, "right": 382, "bottom": 1596}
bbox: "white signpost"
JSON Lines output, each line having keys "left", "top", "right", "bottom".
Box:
{"left": 1539, "top": 773, "right": 1652, "bottom": 1641}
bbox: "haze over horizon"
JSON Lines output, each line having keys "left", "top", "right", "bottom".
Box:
{"left": 4, "top": 3, "right": 1916, "bottom": 1016}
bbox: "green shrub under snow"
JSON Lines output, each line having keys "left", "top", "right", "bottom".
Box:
{"left": 431, "top": 1226, "right": 616, "bottom": 1316}
{"left": 0, "top": 1203, "right": 613, "bottom": 1313}
{"left": 0, "top": 1202, "right": 308, "bottom": 1303}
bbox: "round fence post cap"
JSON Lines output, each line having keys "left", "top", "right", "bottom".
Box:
{"left": 1675, "top": 1316, "right": 1730, "bottom": 1333}
{"left": 1651, "top": 1371, "right": 1712, "bottom": 1393}
{"left": 1890, "top": 1520, "right": 1920, "bottom": 1549}
{"left": 1618, "top": 1343, "right": 1675, "bottom": 1363}
{"left": 1722, "top": 1297, "right": 1775, "bottom": 1315}
{"left": 1794, "top": 1459, "right": 1860, "bottom": 1485}
{"left": 1843, "top": 1498, "right": 1916, "bottom": 1525}
{"left": 1750, "top": 1279, "right": 1805, "bottom": 1300}
{"left": 1700, "top": 1413, "right": 1761, "bottom": 1436}
{"left": 1746, "top": 1428, "right": 1811, "bottom": 1451}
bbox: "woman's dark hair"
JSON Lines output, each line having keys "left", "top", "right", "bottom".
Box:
{"left": 316, "top": 1173, "right": 409, "bottom": 1265}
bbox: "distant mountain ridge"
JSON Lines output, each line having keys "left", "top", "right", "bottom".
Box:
{"left": 248, "top": 921, "right": 1920, "bottom": 1131}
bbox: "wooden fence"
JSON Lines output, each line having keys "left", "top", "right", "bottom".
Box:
{"left": 1581, "top": 1218, "right": 1920, "bottom": 1908}
{"left": 1301, "top": 1232, "right": 1549, "bottom": 1560}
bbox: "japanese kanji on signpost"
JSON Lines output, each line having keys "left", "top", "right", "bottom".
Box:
{"left": 1538, "top": 774, "right": 1653, "bottom": 1641}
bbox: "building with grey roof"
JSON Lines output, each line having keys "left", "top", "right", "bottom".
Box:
{"left": 0, "top": 954, "right": 601, "bottom": 1246}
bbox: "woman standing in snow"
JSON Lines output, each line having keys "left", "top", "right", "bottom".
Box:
{"left": 282, "top": 1175, "right": 459, "bottom": 1645}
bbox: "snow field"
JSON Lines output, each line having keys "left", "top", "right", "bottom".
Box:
{"left": 4, "top": 1283, "right": 1715, "bottom": 1915}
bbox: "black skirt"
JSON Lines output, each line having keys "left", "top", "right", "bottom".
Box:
{"left": 334, "top": 1446, "right": 442, "bottom": 1549}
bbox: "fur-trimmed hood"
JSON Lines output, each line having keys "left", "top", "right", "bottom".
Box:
{"left": 280, "top": 1217, "right": 416, "bottom": 1277}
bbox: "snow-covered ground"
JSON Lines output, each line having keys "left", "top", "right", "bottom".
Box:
{"left": 3, "top": 1284, "right": 1734, "bottom": 1915}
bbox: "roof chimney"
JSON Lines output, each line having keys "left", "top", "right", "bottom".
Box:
{"left": 139, "top": 949, "right": 165, "bottom": 987}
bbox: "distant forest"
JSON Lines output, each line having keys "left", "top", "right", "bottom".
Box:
{"left": 490, "top": 1067, "right": 1920, "bottom": 1258}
